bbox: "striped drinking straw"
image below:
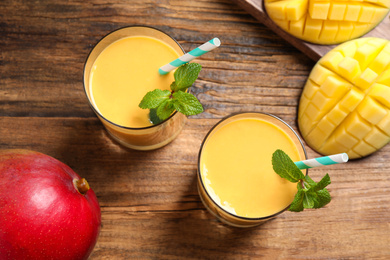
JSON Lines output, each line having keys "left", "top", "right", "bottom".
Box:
{"left": 158, "top": 38, "right": 221, "bottom": 75}
{"left": 295, "top": 153, "right": 349, "bottom": 170}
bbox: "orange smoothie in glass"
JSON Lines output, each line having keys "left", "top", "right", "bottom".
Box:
{"left": 83, "top": 26, "right": 187, "bottom": 150}
{"left": 89, "top": 36, "right": 179, "bottom": 128}
{"left": 198, "top": 113, "right": 307, "bottom": 227}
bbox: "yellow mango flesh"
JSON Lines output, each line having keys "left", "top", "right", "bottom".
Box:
{"left": 264, "top": 0, "right": 390, "bottom": 45}
{"left": 298, "top": 37, "right": 390, "bottom": 159}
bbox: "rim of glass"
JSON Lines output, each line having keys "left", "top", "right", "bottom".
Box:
{"left": 197, "top": 112, "right": 308, "bottom": 221}
{"left": 82, "top": 25, "right": 185, "bottom": 130}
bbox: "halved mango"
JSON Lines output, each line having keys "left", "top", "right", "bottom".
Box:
{"left": 264, "top": 0, "right": 390, "bottom": 45}
{"left": 298, "top": 37, "right": 390, "bottom": 159}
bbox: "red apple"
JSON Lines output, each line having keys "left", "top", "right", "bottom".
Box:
{"left": 0, "top": 149, "right": 101, "bottom": 260}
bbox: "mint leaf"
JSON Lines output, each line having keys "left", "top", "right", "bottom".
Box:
{"left": 149, "top": 108, "right": 164, "bottom": 125}
{"left": 310, "top": 173, "right": 331, "bottom": 192}
{"left": 289, "top": 187, "right": 304, "bottom": 212}
{"left": 172, "top": 91, "right": 203, "bottom": 116}
{"left": 304, "top": 175, "right": 316, "bottom": 187}
{"left": 156, "top": 99, "right": 175, "bottom": 121}
{"left": 170, "top": 82, "right": 177, "bottom": 92}
{"left": 172, "top": 63, "right": 202, "bottom": 91}
{"left": 272, "top": 149, "right": 305, "bottom": 183}
{"left": 139, "top": 89, "right": 171, "bottom": 109}
{"left": 310, "top": 191, "right": 320, "bottom": 209}
{"left": 314, "top": 189, "right": 331, "bottom": 209}
{"left": 303, "top": 192, "right": 315, "bottom": 209}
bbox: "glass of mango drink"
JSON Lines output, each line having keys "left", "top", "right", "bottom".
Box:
{"left": 197, "top": 112, "right": 307, "bottom": 228}
{"left": 83, "top": 26, "right": 187, "bottom": 150}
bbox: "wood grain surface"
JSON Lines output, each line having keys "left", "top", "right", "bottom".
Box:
{"left": 1, "top": 0, "right": 390, "bottom": 259}
{"left": 232, "top": 0, "right": 390, "bottom": 61}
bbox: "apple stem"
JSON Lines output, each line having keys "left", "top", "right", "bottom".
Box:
{"left": 73, "top": 178, "right": 90, "bottom": 195}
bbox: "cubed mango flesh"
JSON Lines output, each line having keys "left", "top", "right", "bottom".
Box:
{"left": 264, "top": 0, "right": 390, "bottom": 44}
{"left": 298, "top": 37, "right": 390, "bottom": 159}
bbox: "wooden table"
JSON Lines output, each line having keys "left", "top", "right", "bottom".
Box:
{"left": 1, "top": 0, "right": 389, "bottom": 259}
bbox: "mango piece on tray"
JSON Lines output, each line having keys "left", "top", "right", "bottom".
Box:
{"left": 264, "top": 0, "right": 390, "bottom": 45}
{"left": 298, "top": 37, "right": 390, "bottom": 159}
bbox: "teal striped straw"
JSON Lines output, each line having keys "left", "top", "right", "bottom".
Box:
{"left": 295, "top": 153, "right": 349, "bottom": 170}
{"left": 158, "top": 38, "right": 221, "bottom": 75}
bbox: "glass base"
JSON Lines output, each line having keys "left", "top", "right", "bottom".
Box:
{"left": 106, "top": 124, "right": 185, "bottom": 151}
{"left": 197, "top": 184, "right": 271, "bottom": 228}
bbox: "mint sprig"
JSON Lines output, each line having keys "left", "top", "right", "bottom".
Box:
{"left": 272, "top": 149, "right": 331, "bottom": 212}
{"left": 139, "top": 63, "right": 203, "bottom": 123}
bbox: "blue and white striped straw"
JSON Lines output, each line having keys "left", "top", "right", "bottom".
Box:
{"left": 295, "top": 153, "right": 349, "bottom": 170}
{"left": 158, "top": 38, "right": 221, "bottom": 75}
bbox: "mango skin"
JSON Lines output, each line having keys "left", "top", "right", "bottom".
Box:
{"left": 298, "top": 37, "right": 390, "bottom": 159}
{"left": 264, "top": 0, "right": 390, "bottom": 45}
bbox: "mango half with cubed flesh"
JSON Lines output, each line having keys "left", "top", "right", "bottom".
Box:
{"left": 264, "top": 0, "right": 390, "bottom": 45}
{"left": 298, "top": 37, "right": 390, "bottom": 159}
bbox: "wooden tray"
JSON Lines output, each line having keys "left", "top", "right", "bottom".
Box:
{"left": 232, "top": 0, "right": 390, "bottom": 61}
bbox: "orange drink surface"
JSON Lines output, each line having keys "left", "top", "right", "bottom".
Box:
{"left": 198, "top": 113, "right": 307, "bottom": 227}
{"left": 83, "top": 26, "right": 187, "bottom": 150}
{"left": 90, "top": 36, "right": 179, "bottom": 128}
